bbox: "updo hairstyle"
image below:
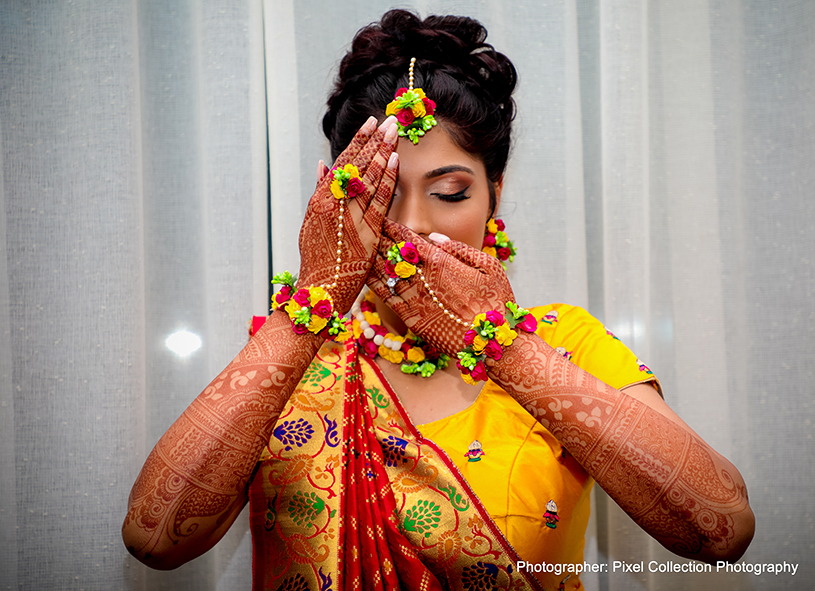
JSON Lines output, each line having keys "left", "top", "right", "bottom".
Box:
{"left": 323, "top": 10, "right": 517, "bottom": 208}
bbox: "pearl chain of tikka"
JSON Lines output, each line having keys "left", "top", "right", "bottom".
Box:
{"left": 318, "top": 199, "right": 345, "bottom": 291}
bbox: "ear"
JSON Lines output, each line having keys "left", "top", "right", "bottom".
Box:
{"left": 490, "top": 176, "right": 504, "bottom": 219}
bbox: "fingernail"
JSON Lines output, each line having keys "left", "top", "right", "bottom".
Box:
{"left": 387, "top": 152, "right": 399, "bottom": 170}
{"left": 378, "top": 115, "right": 396, "bottom": 132}
{"left": 384, "top": 122, "right": 398, "bottom": 144}
{"left": 363, "top": 116, "right": 377, "bottom": 133}
{"left": 428, "top": 232, "right": 450, "bottom": 244}
{"left": 317, "top": 159, "right": 325, "bottom": 180}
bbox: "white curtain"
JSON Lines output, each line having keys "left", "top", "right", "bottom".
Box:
{"left": 0, "top": 1, "right": 266, "bottom": 590}
{"left": 1, "top": 1, "right": 813, "bottom": 590}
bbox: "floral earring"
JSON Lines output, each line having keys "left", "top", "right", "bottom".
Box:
{"left": 482, "top": 218, "right": 516, "bottom": 267}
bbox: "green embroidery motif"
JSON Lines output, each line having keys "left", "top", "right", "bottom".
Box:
{"left": 302, "top": 364, "right": 331, "bottom": 387}
{"left": 439, "top": 485, "right": 470, "bottom": 512}
{"left": 403, "top": 500, "right": 442, "bottom": 538}
{"left": 287, "top": 491, "right": 326, "bottom": 527}
{"left": 368, "top": 386, "right": 390, "bottom": 409}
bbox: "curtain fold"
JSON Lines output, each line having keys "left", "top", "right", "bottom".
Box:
{"left": 1, "top": 1, "right": 812, "bottom": 590}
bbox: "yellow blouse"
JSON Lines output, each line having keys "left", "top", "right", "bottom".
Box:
{"left": 418, "top": 303, "right": 660, "bottom": 589}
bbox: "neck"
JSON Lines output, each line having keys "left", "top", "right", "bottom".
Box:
{"left": 373, "top": 293, "right": 408, "bottom": 336}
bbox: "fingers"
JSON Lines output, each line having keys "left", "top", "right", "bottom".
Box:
{"left": 355, "top": 117, "right": 397, "bottom": 210}
{"left": 329, "top": 116, "right": 378, "bottom": 176}
{"left": 361, "top": 151, "right": 398, "bottom": 233}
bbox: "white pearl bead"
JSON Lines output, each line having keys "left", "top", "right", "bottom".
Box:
{"left": 383, "top": 338, "right": 393, "bottom": 348}
{"left": 363, "top": 327, "right": 375, "bottom": 339}
{"left": 390, "top": 340, "right": 402, "bottom": 351}
{"left": 373, "top": 334, "right": 384, "bottom": 346}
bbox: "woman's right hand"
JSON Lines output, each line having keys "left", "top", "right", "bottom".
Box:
{"left": 296, "top": 116, "right": 399, "bottom": 314}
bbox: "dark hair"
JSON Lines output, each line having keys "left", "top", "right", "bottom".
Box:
{"left": 323, "top": 10, "right": 517, "bottom": 210}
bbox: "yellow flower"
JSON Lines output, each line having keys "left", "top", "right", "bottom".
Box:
{"left": 414, "top": 88, "right": 426, "bottom": 99}
{"left": 482, "top": 246, "right": 497, "bottom": 258}
{"left": 379, "top": 345, "right": 404, "bottom": 364}
{"left": 352, "top": 321, "right": 363, "bottom": 340}
{"left": 461, "top": 373, "right": 479, "bottom": 386}
{"left": 394, "top": 261, "right": 416, "bottom": 278}
{"left": 472, "top": 334, "right": 489, "bottom": 354}
{"left": 386, "top": 101, "right": 398, "bottom": 116}
{"left": 407, "top": 347, "right": 426, "bottom": 363}
{"left": 333, "top": 325, "right": 351, "bottom": 342}
{"left": 285, "top": 299, "right": 302, "bottom": 318}
{"left": 411, "top": 101, "right": 426, "bottom": 118}
{"left": 494, "top": 323, "right": 518, "bottom": 347}
{"left": 308, "top": 315, "right": 329, "bottom": 334}
{"left": 486, "top": 219, "right": 499, "bottom": 234}
{"left": 363, "top": 311, "right": 381, "bottom": 326}
{"left": 343, "top": 163, "right": 359, "bottom": 177}
{"left": 309, "top": 286, "right": 330, "bottom": 306}
{"left": 330, "top": 180, "right": 345, "bottom": 200}
{"left": 473, "top": 313, "right": 487, "bottom": 325}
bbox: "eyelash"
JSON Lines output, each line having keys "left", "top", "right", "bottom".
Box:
{"left": 431, "top": 187, "right": 471, "bottom": 203}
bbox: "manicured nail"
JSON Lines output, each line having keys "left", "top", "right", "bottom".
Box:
{"left": 428, "top": 232, "right": 450, "bottom": 244}
{"left": 379, "top": 115, "right": 397, "bottom": 132}
{"left": 384, "top": 122, "right": 398, "bottom": 144}
{"left": 387, "top": 152, "right": 399, "bottom": 170}
{"left": 362, "top": 116, "right": 377, "bottom": 133}
{"left": 317, "top": 159, "right": 326, "bottom": 181}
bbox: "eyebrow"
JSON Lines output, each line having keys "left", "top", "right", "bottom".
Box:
{"left": 425, "top": 165, "right": 475, "bottom": 179}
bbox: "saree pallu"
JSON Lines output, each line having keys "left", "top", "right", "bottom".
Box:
{"left": 248, "top": 304, "right": 660, "bottom": 591}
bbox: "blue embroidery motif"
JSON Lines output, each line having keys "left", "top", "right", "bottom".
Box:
{"left": 273, "top": 418, "right": 314, "bottom": 451}
{"left": 382, "top": 436, "right": 409, "bottom": 467}
{"left": 325, "top": 417, "right": 340, "bottom": 448}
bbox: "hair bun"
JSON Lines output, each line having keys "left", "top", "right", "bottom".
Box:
{"left": 324, "top": 10, "right": 517, "bottom": 187}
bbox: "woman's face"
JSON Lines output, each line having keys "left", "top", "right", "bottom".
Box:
{"left": 387, "top": 124, "right": 501, "bottom": 249}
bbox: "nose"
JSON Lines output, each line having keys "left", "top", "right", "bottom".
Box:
{"left": 389, "top": 189, "right": 432, "bottom": 237}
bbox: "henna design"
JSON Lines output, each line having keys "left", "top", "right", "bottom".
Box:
{"left": 297, "top": 119, "right": 398, "bottom": 314}
{"left": 489, "top": 333, "right": 753, "bottom": 561}
{"left": 123, "top": 313, "right": 324, "bottom": 567}
{"left": 367, "top": 219, "right": 514, "bottom": 356}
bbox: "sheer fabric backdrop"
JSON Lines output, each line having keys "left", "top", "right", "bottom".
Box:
{"left": 1, "top": 1, "right": 812, "bottom": 590}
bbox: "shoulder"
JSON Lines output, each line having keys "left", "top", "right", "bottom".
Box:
{"left": 523, "top": 303, "right": 660, "bottom": 393}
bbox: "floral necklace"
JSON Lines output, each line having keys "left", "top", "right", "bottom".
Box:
{"left": 350, "top": 292, "right": 450, "bottom": 378}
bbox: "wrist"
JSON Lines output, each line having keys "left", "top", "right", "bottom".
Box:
{"left": 455, "top": 302, "right": 538, "bottom": 385}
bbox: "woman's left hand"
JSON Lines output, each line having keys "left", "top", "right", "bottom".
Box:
{"left": 367, "top": 219, "right": 515, "bottom": 355}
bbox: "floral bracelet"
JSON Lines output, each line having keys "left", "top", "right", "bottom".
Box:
{"left": 271, "top": 271, "right": 350, "bottom": 341}
{"left": 456, "top": 302, "right": 538, "bottom": 384}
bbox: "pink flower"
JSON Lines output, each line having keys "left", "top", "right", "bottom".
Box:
{"left": 484, "top": 339, "right": 503, "bottom": 360}
{"left": 360, "top": 300, "right": 376, "bottom": 313}
{"left": 385, "top": 262, "right": 398, "bottom": 278}
{"left": 395, "top": 87, "right": 408, "bottom": 97}
{"left": 470, "top": 362, "right": 488, "bottom": 381}
{"left": 312, "top": 299, "right": 332, "bottom": 319}
{"left": 456, "top": 358, "right": 469, "bottom": 374}
{"left": 464, "top": 330, "right": 476, "bottom": 346}
{"left": 497, "top": 247, "right": 511, "bottom": 260}
{"left": 362, "top": 339, "right": 379, "bottom": 357}
{"left": 396, "top": 109, "right": 415, "bottom": 127}
{"left": 400, "top": 242, "right": 419, "bottom": 264}
{"left": 482, "top": 234, "right": 496, "bottom": 247}
{"left": 495, "top": 219, "right": 505, "bottom": 231}
{"left": 291, "top": 321, "right": 308, "bottom": 335}
{"left": 347, "top": 177, "right": 365, "bottom": 198}
{"left": 293, "top": 289, "right": 311, "bottom": 306}
{"left": 275, "top": 285, "right": 292, "bottom": 305}
{"left": 422, "top": 97, "right": 435, "bottom": 116}
{"left": 485, "top": 310, "right": 505, "bottom": 326}
{"left": 517, "top": 313, "right": 538, "bottom": 333}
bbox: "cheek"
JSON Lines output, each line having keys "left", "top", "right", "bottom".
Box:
{"left": 439, "top": 208, "right": 488, "bottom": 250}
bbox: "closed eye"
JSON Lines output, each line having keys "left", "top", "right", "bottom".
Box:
{"left": 431, "top": 186, "right": 471, "bottom": 203}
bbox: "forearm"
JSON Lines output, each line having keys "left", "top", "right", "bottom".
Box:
{"left": 489, "top": 332, "right": 754, "bottom": 563}
{"left": 122, "top": 311, "right": 323, "bottom": 569}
